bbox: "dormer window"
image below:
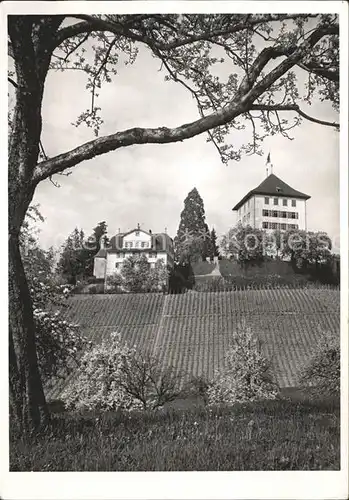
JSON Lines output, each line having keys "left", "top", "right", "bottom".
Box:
{"left": 276, "top": 187, "right": 282, "bottom": 193}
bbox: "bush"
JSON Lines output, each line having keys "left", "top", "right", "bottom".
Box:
{"left": 62, "top": 333, "right": 183, "bottom": 411}
{"left": 192, "top": 274, "right": 311, "bottom": 291}
{"left": 88, "top": 283, "right": 105, "bottom": 294}
{"left": 106, "top": 255, "right": 168, "bottom": 293}
{"left": 298, "top": 331, "right": 340, "bottom": 397}
{"left": 191, "top": 260, "right": 215, "bottom": 275}
{"left": 120, "top": 350, "right": 184, "bottom": 410}
{"left": 25, "top": 262, "right": 88, "bottom": 387}
{"left": 207, "top": 323, "right": 279, "bottom": 405}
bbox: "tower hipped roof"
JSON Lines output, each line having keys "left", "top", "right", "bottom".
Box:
{"left": 232, "top": 173, "right": 310, "bottom": 211}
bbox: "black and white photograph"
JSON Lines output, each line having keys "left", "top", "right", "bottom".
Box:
{"left": 2, "top": 1, "right": 348, "bottom": 499}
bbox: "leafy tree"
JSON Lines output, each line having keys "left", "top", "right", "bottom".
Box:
{"left": 204, "top": 223, "right": 215, "bottom": 260}
{"left": 175, "top": 188, "right": 211, "bottom": 263}
{"left": 210, "top": 228, "right": 220, "bottom": 258}
{"left": 297, "top": 330, "right": 339, "bottom": 397}
{"left": 107, "top": 254, "right": 169, "bottom": 293}
{"left": 8, "top": 13, "right": 339, "bottom": 430}
{"left": 58, "top": 222, "right": 110, "bottom": 282}
{"left": 281, "top": 229, "right": 332, "bottom": 269}
{"left": 221, "top": 224, "right": 264, "bottom": 266}
{"left": 21, "top": 210, "right": 88, "bottom": 389}
{"left": 93, "top": 221, "right": 109, "bottom": 249}
{"left": 148, "top": 259, "right": 170, "bottom": 292}
{"left": 119, "top": 350, "right": 183, "bottom": 410}
{"left": 84, "top": 221, "right": 109, "bottom": 277}
{"left": 220, "top": 227, "right": 241, "bottom": 259}
{"left": 57, "top": 228, "right": 89, "bottom": 285}
{"left": 169, "top": 262, "right": 195, "bottom": 293}
{"left": 263, "top": 229, "right": 283, "bottom": 259}
{"left": 119, "top": 254, "right": 152, "bottom": 292}
{"left": 207, "top": 323, "right": 278, "bottom": 405}
{"left": 62, "top": 332, "right": 182, "bottom": 411}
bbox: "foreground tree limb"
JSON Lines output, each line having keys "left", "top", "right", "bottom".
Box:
{"left": 33, "top": 20, "right": 338, "bottom": 183}
{"left": 250, "top": 104, "right": 339, "bottom": 129}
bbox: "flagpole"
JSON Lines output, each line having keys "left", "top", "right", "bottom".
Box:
{"left": 266, "top": 152, "right": 271, "bottom": 177}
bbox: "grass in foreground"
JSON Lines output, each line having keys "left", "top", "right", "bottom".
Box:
{"left": 10, "top": 398, "right": 340, "bottom": 471}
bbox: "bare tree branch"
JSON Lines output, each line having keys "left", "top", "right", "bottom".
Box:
{"left": 238, "top": 45, "right": 292, "bottom": 96}
{"left": 32, "top": 103, "right": 245, "bottom": 184}
{"left": 33, "top": 22, "right": 339, "bottom": 184}
{"left": 90, "top": 37, "right": 118, "bottom": 112}
{"left": 62, "top": 32, "right": 91, "bottom": 63}
{"left": 297, "top": 61, "right": 339, "bottom": 82}
{"left": 8, "top": 77, "right": 18, "bottom": 88}
{"left": 241, "top": 23, "right": 339, "bottom": 104}
{"left": 250, "top": 104, "right": 339, "bottom": 129}
{"left": 54, "top": 14, "right": 318, "bottom": 51}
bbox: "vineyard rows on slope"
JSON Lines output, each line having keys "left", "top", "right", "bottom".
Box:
{"left": 49, "top": 289, "right": 340, "bottom": 398}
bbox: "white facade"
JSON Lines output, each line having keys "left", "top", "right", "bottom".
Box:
{"left": 236, "top": 194, "right": 307, "bottom": 232}
{"left": 106, "top": 249, "right": 170, "bottom": 275}
{"left": 93, "top": 228, "right": 174, "bottom": 280}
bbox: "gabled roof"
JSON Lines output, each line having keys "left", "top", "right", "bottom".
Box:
{"left": 123, "top": 228, "right": 152, "bottom": 237}
{"left": 232, "top": 173, "right": 310, "bottom": 211}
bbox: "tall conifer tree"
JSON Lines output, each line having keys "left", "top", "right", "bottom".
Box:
{"left": 84, "top": 221, "right": 109, "bottom": 276}
{"left": 174, "top": 188, "right": 211, "bottom": 263}
{"left": 210, "top": 228, "right": 220, "bottom": 258}
{"left": 57, "top": 228, "right": 87, "bottom": 284}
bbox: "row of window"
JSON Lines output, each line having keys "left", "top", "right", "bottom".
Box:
{"left": 115, "top": 258, "right": 164, "bottom": 269}
{"left": 116, "top": 251, "right": 158, "bottom": 258}
{"left": 265, "top": 197, "right": 297, "bottom": 207}
{"left": 124, "top": 241, "right": 150, "bottom": 249}
{"left": 262, "top": 210, "right": 299, "bottom": 219}
{"left": 262, "top": 222, "right": 299, "bottom": 230}
{"left": 238, "top": 197, "right": 297, "bottom": 215}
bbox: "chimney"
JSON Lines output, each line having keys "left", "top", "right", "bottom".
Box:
{"left": 149, "top": 229, "right": 152, "bottom": 234}
{"left": 118, "top": 228, "right": 121, "bottom": 234}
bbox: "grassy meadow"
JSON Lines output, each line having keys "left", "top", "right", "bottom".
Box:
{"left": 11, "top": 396, "right": 340, "bottom": 471}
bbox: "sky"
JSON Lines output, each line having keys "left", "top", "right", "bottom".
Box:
{"left": 30, "top": 16, "right": 340, "bottom": 253}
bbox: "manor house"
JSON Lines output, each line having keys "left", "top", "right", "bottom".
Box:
{"left": 93, "top": 225, "right": 175, "bottom": 280}
{"left": 232, "top": 173, "right": 310, "bottom": 232}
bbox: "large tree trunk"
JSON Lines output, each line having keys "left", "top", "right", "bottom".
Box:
{"left": 8, "top": 137, "right": 50, "bottom": 431}
{"left": 7, "top": 16, "right": 62, "bottom": 432}
{"left": 9, "top": 232, "right": 49, "bottom": 432}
